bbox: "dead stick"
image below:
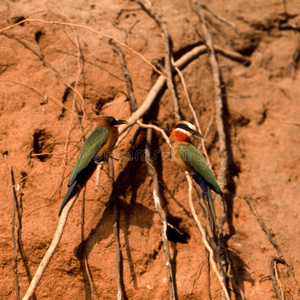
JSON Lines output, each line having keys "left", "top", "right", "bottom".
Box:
{"left": 172, "top": 59, "right": 211, "bottom": 165}
{"left": 192, "top": 0, "right": 228, "bottom": 200}
{"left": 3, "top": 153, "right": 20, "bottom": 300}
{"left": 270, "top": 257, "right": 286, "bottom": 300}
{"left": 192, "top": 4, "right": 230, "bottom": 294}
{"left": 80, "top": 187, "right": 97, "bottom": 299}
{"left": 145, "top": 128, "right": 177, "bottom": 300}
{"left": 117, "top": 43, "right": 249, "bottom": 141}
{"left": 185, "top": 172, "right": 230, "bottom": 300}
{"left": 244, "top": 198, "right": 284, "bottom": 258}
{"left": 22, "top": 194, "right": 78, "bottom": 300}
{"left": 0, "top": 18, "right": 169, "bottom": 84}
{"left": 201, "top": 4, "right": 241, "bottom": 35}
{"left": 273, "top": 258, "right": 285, "bottom": 300}
{"left": 134, "top": 0, "right": 180, "bottom": 121}
{"left": 95, "top": 161, "right": 104, "bottom": 192}
{"left": 110, "top": 40, "right": 138, "bottom": 113}
{"left": 137, "top": 120, "right": 171, "bottom": 147}
{"left": 108, "top": 157, "right": 124, "bottom": 300}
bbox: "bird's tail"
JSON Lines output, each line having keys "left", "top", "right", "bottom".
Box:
{"left": 58, "top": 181, "right": 79, "bottom": 216}
{"left": 206, "top": 186, "right": 217, "bottom": 232}
{"left": 192, "top": 170, "right": 217, "bottom": 231}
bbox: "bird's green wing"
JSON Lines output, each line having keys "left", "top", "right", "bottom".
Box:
{"left": 68, "top": 127, "right": 109, "bottom": 186}
{"left": 178, "top": 143, "right": 222, "bottom": 195}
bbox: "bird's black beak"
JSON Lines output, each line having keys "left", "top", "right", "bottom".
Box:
{"left": 115, "top": 119, "right": 128, "bottom": 125}
{"left": 192, "top": 129, "right": 204, "bottom": 138}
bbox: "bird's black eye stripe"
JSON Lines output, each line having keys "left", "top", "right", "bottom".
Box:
{"left": 175, "top": 123, "right": 192, "bottom": 132}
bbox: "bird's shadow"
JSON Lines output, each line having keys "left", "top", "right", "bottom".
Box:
{"left": 227, "top": 249, "right": 255, "bottom": 298}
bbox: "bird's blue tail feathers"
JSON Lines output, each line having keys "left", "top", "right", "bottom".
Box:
{"left": 191, "top": 169, "right": 217, "bottom": 229}
{"left": 58, "top": 181, "right": 79, "bottom": 216}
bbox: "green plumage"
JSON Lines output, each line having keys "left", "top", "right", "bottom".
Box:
{"left": 178, "top": 143, "right": 222, "bottom": 227}
{"left": 178, "top": 143, "right": 222, "bottom": 195}
{"left": 58, "top": 127, "right": 109, "bottom": 216}
{"left": 68, "top": 127, "right": 109, "bottom": 187}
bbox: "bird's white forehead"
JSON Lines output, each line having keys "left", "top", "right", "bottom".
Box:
{"left": 177, "top": 121, "right": 196, "bottom": 131}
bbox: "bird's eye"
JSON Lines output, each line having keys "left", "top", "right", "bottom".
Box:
{"left": 110, "top": 118, "right": 117, "bottom": 125}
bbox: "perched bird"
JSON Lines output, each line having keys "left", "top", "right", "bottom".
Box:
{"left": 170, "top": 121, "right": 223, "bottom": 230}
{"left": 58, "top": 116, "right": 127, "bottom": 216}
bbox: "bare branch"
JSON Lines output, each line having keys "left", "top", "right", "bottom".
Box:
{"left": 95, "top": 162, "right": 105, "bottom": 193}
{"left": 185, "top": 172, "right": 230, "bottom": 300}
{"left": 108, "top": 157, "right": 125, "bottom": 300}
{"left": 137, "top": 120, "right": 171, "bottom": 147}
{"left": 110, "top": 40, "right": 138, "bottom": 113}
{"left": 0, "top": 18, "right": 169, "bottom": 84}
{"left": 133, "top": 0, "right": 181, "bottom": 121}
{"left": 270, "top": 257, "right": 286, "bottom": 300}
{"left": 3, "top": 153, "right": 20, "bottom": 300}
{"left": 22, "top": 194, "right": 78, "bottom": 300}
{"left": 171, "top": 58, "right": 211, "bottom": 165}
{"left": 145, "top": 129, "right": 177, "bottom": 300}
{"left": 201, "top": 4, "right": 241, "bottom": 35}
{"left": 244, "top": 198, "right": 284, "bottom": 258}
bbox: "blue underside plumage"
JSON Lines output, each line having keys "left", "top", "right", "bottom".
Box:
{"left": 191, "top": 169, "right": 217, "bottom": 226}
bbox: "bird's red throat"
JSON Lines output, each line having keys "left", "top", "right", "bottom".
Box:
{"left": 174, "top": 129, "right": 190, "bottom": 142}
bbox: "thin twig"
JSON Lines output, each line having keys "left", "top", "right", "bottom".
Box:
{"left": 116, "top": 43, "right": 249, "bottom": 144}
{"left": 84, "top": 256, "right": 97, "bottom": 300}
{"left": 110, "top": 40, "right": 138, "bottom": 113}
{"left": 22, "top": 194, "right": 79, "bottom": 300}
{"left": 287, "top": 32, "right": 300, "bottom": 76}
{"left": 172, "top": 58, "right": 211, "bottom": 165}
{"left": 274, "top": 259, "right": 285, "bottom": 300}
{"left": 171, "top": 57, "right": 200, "bottom": 131}
{"left": 185, "top": 172, "right": 230, "bottom": 300}
{"left": 192, "top": 0, "right": 227, "bottom": 203}
{"left": 3, "top": 153, "right": 20, "bottom": 300}
{"left": 134, "top": 0, "right": 180, "bottom": 121}
{"left": 137, "top": 120, "right": 171, "bottom": 147}
{"left": 270, "top": 257, "right": 286, "bottom": 300}
{"left": 80, "top": 187, "right": 97, "bottom": 299}
{"left": 244, "top": 198, "right": 284, "bottom": 258}
{"left": 95, "top": 162, "right": 105, "bottom": 192}
{"left": 114, "top": 42, "right": 176, "bottom": 298}
{"left": 0, "top": 18, "right": 170, "bottom": 84}
{"left": 145, "top": 128, "right": 177, "bottom": 300}
{"left": 201, "top": 4, "right": 241, "bottom": 35}
{"left": 55, "top": 94, "right": 78, "bottom": 200}
{"left": 14, "top": 173, "right": 36, "bottom": 300}
{"left": 108, "top": 157, "right": 125, "bottom": 300}
{"left": 192, "top": 3, "right": 230, "bottom": 294}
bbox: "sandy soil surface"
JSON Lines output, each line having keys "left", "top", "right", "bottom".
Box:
{"left": 1, "top": 0, "right": 300, "bottom": 299}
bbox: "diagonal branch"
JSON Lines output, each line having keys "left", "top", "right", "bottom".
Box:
{"left": 110, "top": 40, "right": 138, "bottom": 113}
{"left": 244, "top": 198, "right": 284, "bottom": 258}
{"left": 185, "top": 172, "right": 230, "bottom": 300}
{"left": 22, "top": 194, "right": 79, "bottom": 300}
{"left": 3, "top": 152, "right": 20, "bottom": 300}
{"left": 117, "top": 43, "right": 249, "bottom": 144}
{"left": 108, "top": 157, "right": 126, "bottom": 300}
{"left": 145, "top": 128, "right": 177, "bottom": 300}
{"left": 133, "top": 0, "right": 181, "bottom": 121}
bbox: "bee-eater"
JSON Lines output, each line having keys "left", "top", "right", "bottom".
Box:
{"left": 58, "top": 116, "right": 127, "bottom": 216}
{"left": 170, "top": 121, "right": 223, "bottom": 229}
